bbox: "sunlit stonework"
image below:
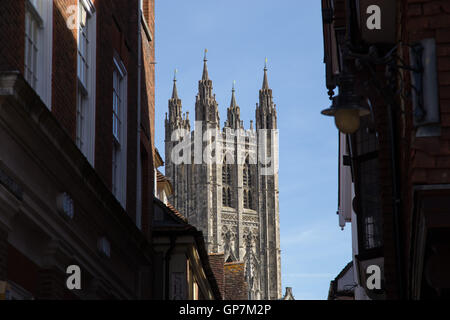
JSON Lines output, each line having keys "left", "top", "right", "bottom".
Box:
{"left": 164, "top": 54, "right": 281, "bottom": 300}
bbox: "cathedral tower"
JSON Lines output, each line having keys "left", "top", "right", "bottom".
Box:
{"left": 255, "top": 63, "right": 281, "bottom": 300}
{"left": 165, "top": 56, "right": 281, "bottom": 300}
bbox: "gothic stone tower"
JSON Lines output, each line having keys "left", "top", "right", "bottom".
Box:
{"left": 165, "top": 55, "right": 281, "bottom": 300}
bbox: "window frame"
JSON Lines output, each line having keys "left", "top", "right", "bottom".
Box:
{"left": 24, "top": 0, "right": 52, "bottom": 109}
{"left": 222, "top": 163, "right": 233, "bottom": 208}
{"left": 111, "top": 54, "right": 128, "bottom": 208}
{"left": 243, "top": 156, "right": 254, "bottom": 210}
{"left": 76, "top": 0, "right": 96, "bottom": 165}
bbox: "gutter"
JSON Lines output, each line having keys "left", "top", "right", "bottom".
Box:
{"left": 136, "top": 0, "right": 143, "bottom": 229}
{"left": 387, "top": 98, "right": 405, "bottom": 299}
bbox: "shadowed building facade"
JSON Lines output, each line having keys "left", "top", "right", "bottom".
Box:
{"left": 0, "top": 0, "right": 156, "bottom": 299}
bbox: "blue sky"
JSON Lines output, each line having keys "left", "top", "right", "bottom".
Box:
{"left": 154, "top": 0, "right": 352, "bottom": 300}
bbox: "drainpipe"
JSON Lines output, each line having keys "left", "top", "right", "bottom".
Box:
{"left": 387, "top": 100, "right": 404, "bottom": 300}
{"left": 164, "top": 236, "right": 176, "bottom": 300}
{"left": 136, "top": 0, "right": 143, "bottom": 230}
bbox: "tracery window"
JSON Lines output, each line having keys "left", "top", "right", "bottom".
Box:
{"left": 243, "top": 157, "right": 254, "bottom": 210}
{"left": 222, "top": 187, "right": 232, "bottom": 207}
{"left": 222, "top": 163, "right": 233, "bottom": 207}
{"left": 243, "top": 157, "right": 251, "bottom": 187}
{"left": 222, "top": 163, "right": 232, "bottom": 185}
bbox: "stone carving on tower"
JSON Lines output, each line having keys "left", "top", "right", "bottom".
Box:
{"left": 164, "top": 52, "right": 281, "bottom": 300}
{"left": 244, "top": 228, "right": 261, "bottom": 299}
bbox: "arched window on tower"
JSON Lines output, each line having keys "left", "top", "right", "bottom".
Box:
{"left": 243, "top": 190, "right": 248, "bottom": 208}
{"left": 222, "top": 164, "right": 231, "bottom": 185}
{"left": 243, "top": 162, "right": 249, "bottom": 188}
{"left": 243, "top": 156, "right": 254, "bottom": 210}
{"left": 222, "top": 162, "right": 233, "bottom": 208}
{"left": 222, "top": 187, "right": 228, "bottom": 206}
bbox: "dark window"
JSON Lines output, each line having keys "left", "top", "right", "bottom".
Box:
{"left": 243, "top": 157, "right": 254, "bottom": 210}
{"left": 222, "top": 164, "right": 232, "bottom": 185}
{"left": 222, "top": 163, "right": 233, "bottom": 208}
{"left": 244, "top": 190, "right": 248, "bottom": 209}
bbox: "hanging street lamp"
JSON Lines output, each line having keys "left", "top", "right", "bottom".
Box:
{"left": 321, "top": 73, "right": 370, "bottom": 134}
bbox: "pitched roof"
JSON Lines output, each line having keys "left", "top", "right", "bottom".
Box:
{"left": 156, "top": 169, "right": 173, "bottom": 196}
{"left": 166, "top": 201, "right": 188, "bottom": 223}
{"left": 328, "top": 261, "right": 355, "bottom": 300}
{"left": 155, "top": 148, "right": 164, "bottom": 168}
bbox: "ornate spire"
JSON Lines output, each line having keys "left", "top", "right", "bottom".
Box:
{"left": 230, "top": 80, "right": 237, "bottom": 108}
{"left": 196, "top": 49, "right": 219, "bottom": 125}
{"left": 171, "top": 69, "right": 179, "bottom": 100}
{"left": 202, "top": 49, "right": 209, "bottom": 81}
{"left": 227, "top": 81, "right": 242, "bottom": 129}
{"left": 257, "top": 58, "right": 277, "bottom": 129}
{"left": 167, "top": 68, "right": 186, "bottom": 131}
{"left": 262, "top": 58, "right": 269, "bottom": 89}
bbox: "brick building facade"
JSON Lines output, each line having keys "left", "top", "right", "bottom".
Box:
{"left": 0, "top": 0, "right": 155, "bottom": 299}
{"left": 322, "top": 0, "right": 450, "bottom": 299}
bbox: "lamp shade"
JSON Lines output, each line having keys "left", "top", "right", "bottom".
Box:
{"left": 321, "top": 88, "right": 370, "bottom": 134}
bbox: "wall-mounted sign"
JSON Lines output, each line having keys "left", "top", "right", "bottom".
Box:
{"left": 359, "top": 0, "right": 396, "bottom": 44}
{"left": 356, "top": 256, "right": 386, "bottom": 300}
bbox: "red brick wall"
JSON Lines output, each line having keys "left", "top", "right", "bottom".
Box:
{"left": 356, "top": 0, "right": 450, "bottom": 299}
{"left": 0, "top": 0, "right": 155, "bottom": 230}
{"left": 93, "top": 0, "right": 145, "bottom": 224}
{"left": 399, "top": 0, "right": 450, "bottom": 298}
{"left": 404, "top": 1, "right": 450, "bottom": 184}
{"left": 0, "top": 0, "right": 25, "bottom": 73}
{"left": 0, "top": 0, "right": 156, "bottom": 299}
{"left": 208, "top": 253, "right": 225, "bottom": 298}
{"left": 0, "top": 0, "right": 78, "bottom": 142}
{"left": 224, "top": 262, "right": 248, "bottom": 300}
{"left": 52, "top": 0, "right": 78, "bottom": 140}
{"left": 140, "top": 0, "right": 155, "bottom": 239}
{"left": 7, "top": 245, "right": 39, "bottom": 297}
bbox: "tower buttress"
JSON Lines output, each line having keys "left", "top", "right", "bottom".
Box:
{"left": 255, "top": 61, "right": 281, "bottom": 299}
